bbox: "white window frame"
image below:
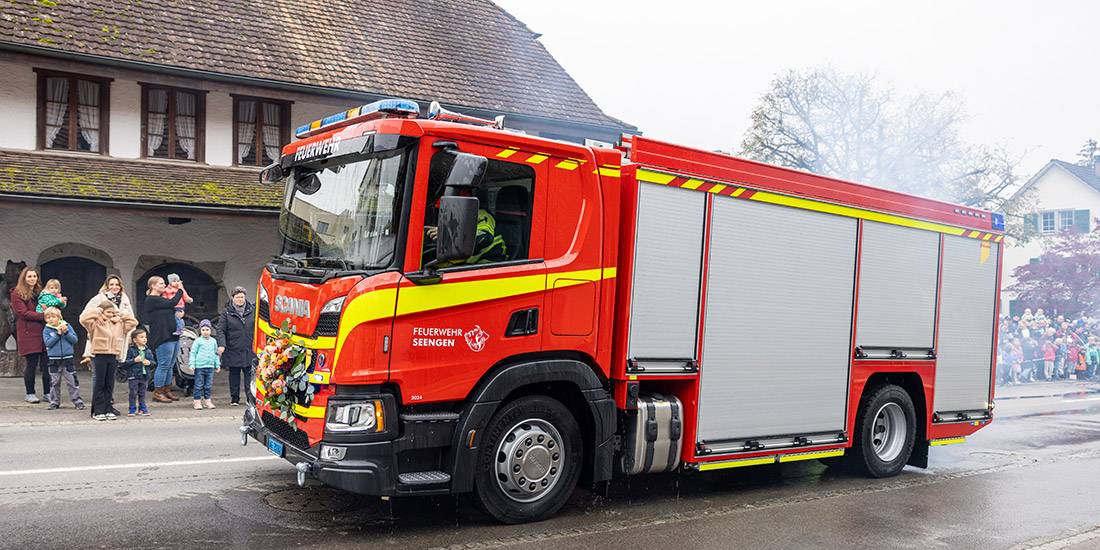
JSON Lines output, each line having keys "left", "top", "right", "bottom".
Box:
{"left": 1058, "top": 210, "right": 1075, "bottom": 232}
{"left": 1041, "top": 211, "right": 1056, "bottom": 233}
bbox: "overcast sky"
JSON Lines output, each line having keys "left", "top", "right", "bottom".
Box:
{"left": 495, "top": 0, "right": 1097, "bottom": 175}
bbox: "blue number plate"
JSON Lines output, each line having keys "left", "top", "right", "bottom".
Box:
{"left": 266, "top": 436, "right": 284, "bottom": 457}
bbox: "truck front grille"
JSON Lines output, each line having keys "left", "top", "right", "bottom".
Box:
{"left": 262, "top": 410, "right": 310, "bottom": 450}
{"left": 313, "top": 311, "right": 340, "bottom": 337}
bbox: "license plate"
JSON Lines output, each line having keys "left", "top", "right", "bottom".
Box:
{"left": 266, "top": 436, "right": 285, "bottom": 457}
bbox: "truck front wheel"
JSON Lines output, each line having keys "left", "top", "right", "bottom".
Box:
{"left": 473, "top": 395, "right": 582, "bottom": 524}
{"left": 849, "top": 384, "right": 916, "bottom": 478}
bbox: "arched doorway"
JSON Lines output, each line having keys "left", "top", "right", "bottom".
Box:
{"left": 40, "top": 257, "right": 108, "bottom": 358}
{"left": 135, "top": 263, "right": 221, "bottom": 327}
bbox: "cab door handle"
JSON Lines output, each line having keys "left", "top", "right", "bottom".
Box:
{"left": 506, "top": 308, "right": 539, "bottom": 337}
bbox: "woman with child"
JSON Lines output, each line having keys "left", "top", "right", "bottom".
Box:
{"left": 80, "top": 298, "right": 137, "bottom": 420}
{"left": 10, "top": 267, "right": 51, "bottom": 403}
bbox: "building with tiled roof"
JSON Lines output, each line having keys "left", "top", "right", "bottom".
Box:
{"left": 0, "top": 0, "right": 633, "bottom": 352}
{"left": 1001, "top": 158, "right": 1100, "bottom": 314}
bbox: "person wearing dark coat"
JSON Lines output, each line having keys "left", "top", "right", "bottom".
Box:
{"left": 216, "top": 287, "right": 256, "bottom": 406}
{"left": 142, "top": 276, "right": 182, "bottom": 403}
{"left": 10, "top": 267, "right": 50, "bottom": 403}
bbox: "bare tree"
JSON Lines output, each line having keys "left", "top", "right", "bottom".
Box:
{"left": 740, "top": 68, "right": 1034, "bottom": 240}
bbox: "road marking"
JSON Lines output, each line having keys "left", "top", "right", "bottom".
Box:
{"left": 0, "top": 456, "right": 278, "bottom": 477}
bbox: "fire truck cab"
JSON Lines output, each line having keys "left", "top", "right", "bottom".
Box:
{"left": 240, "top": 98, "right": 1003, "bottom": 524}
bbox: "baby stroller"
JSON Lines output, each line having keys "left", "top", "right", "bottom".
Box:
{"left": 175, "top": 325, "right": 199, "bottom": 396}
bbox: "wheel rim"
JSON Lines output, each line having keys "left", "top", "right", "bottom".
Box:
{"left": 870, "top": 402, "right": 906, "bottom": 462}
{"left": 494, "top": 418, "right": 564, "bottom": 503}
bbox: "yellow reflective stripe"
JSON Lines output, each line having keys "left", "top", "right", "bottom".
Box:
{"left": 748, "top": 190, "right": 970, "bottom": 236}
{"left": 636, "top": 169, "right": 675, "bottom": 184}
{"left": 697, "top": 456, "right": 776, "bottom": 471}
{"left": 294, "top": 403, "right": 325, "bottom": 418}
{"left": 982, "top": 233, "right": 992, "bottom": 241}
{"left": 708, "top": 184, "right": 727, "bottom": 194}
{"left": 598, "top": 167, "right": 620, "bottom": 177}
{"left": 730, "top": 187, "right": 745, "bottom": 197}
{"left": 777, "top": 449, "right": 845, "bottom": 463}
{"left": 257, "top": 319, "right": 336, "bottom": 349}
{"left": 396, "top": 274, "right": 546, "bottom": 317}
{"left": 496, "top": 148, "right": 518, "bottom": 158}
{"left": 930, "top": 437, "right": 966, "bottom": 446}
{"left": 555, "top": 159, "right": 580, "bottom": 170}
{"left": 332, "top": 268, "right": 618, "bottom": 366}
{"left": 681, "top": 178, "right": 704, "bottom": 190}
{"left": 526, "top": 153, "right": 548, "bottom": 164}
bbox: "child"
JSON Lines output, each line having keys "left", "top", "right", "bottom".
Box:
{"left": 80, "top": 299, "right": 137, "bottom": 421}
{"left": 41, "top": 307, "right": 83, "bottom": 410}
{"left": 122, "top": 328, "right": 155, "bottom": 416}
{"left": 189, "top": 319, "right": 220, "bottom": 410}
{"left": 162, "top": 273, "right": 193, "bottom": 335}
{"left": 36, "top": 278, "right": 68, "bottom": 313}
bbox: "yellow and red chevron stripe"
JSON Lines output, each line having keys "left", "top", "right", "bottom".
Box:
{"left": 636, "top": 168, "right": 1005, "bottom": 242}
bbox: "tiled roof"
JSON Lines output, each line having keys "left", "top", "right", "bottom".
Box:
{"left": 0, "top": 150, "right": 280, "bottom": 210}
{"left": 1050, "top": 160, "right": 1100, "bottom": 194}
{"left": 0, "top": 0, "right": 631, "bottom": 129}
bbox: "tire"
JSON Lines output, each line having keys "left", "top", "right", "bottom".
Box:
{"left": 473, "top": 396, "right": 582, "bottom": 524}
{"left": 847, "top": 384, "right": 916, "bottom": 478}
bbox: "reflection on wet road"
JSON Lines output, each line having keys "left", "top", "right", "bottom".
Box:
{"left": 0, "top": 382, "right": 1098, "bottom": 549}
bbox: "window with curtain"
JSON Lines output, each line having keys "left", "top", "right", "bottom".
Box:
{"left": 37, "top": 72, "right": 109, "bottom": 153}
{"left": 143, "top": 86, "right": 204, "bottom": 161}
{"left": 234, "top": 97, "right": 289, "bottom": 166}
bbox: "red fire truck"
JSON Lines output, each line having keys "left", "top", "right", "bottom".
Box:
{"left": 240, "top": 98, "right": 1004, "bottom": 523}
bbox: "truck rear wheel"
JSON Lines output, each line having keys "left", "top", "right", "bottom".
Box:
{"left": 473, "top": 395, "right": 582, "bottom": 524}
{"left": 849, "top": 384, "right": 915, "bottom": 478}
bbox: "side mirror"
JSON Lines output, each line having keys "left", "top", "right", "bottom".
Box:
{"left": 260, "top": 162, "right": 284, "bottom": 184}
{"left": 437, "top": 195, "right": 479, "bottom": 263}
{"left": 444, "top": 152, "right": 488, "bottom": 188}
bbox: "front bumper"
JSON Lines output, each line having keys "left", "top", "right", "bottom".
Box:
{"left": 241, "top": 403, "right": 402, "bottom": 496}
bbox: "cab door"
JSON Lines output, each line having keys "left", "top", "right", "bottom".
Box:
{"left": 388, "top": 138, "right": 548, "bottom": 404}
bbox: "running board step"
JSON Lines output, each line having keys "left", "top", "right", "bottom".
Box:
{"left": 401, "top": 412, "right": 460, "bottom": 423}
{"left": 398, "top": 471, "right": 451, "bottom": 485}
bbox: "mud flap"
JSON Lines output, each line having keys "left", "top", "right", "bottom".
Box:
{"left": 907, "top": 438, "right": 929, "bottom": 469}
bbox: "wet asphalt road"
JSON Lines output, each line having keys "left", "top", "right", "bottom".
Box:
{"left": 1, "top": 382, "right": 1099, "bottom": 549}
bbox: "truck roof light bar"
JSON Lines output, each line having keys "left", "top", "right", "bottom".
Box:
{"left": 428, "top": 101, "right": 505, "bottom": 129}
{"left": 294, "top": 98, "right": 421, "bottom": 139}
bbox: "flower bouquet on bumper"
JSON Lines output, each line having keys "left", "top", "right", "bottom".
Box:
{"left": 256, "top": 320, "right": 315, "bottom": 428}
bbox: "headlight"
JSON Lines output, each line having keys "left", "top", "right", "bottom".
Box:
{"left": 325, "top": 400, "right": 384, "bottom": 433}
{"left": 320, "top": 295, "right": 346, "bottom": 314}
{"left": 258, "top": 284, "right": 269, "bottom": 303}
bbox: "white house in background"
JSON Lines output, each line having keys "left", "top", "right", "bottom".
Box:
{"left": 1002, "top": 159, "right": 1100, "bottom": 315}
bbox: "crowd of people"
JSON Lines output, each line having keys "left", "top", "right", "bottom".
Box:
{"left": 9, "top": 266, "right": 256, "bottom": 421}
{"left": 997, "top": 308, "right": 1100, "bottom": 385}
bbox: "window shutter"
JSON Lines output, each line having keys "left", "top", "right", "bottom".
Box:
{"left": 1024, "top": 213, "right": 1038, "bottom": 232}
{"left": 1074, "top": 209, "right": 1090, "bottom": 233}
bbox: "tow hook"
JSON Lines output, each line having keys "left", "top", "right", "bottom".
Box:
{"left": 295, "top": 462, "right": 312, "bottom": 487}
{"left": 239, "top": 425, "right": 250, "bottom": 446}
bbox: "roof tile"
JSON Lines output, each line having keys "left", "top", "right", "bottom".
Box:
{"left": 0, "top": 0, "right": 631, "bottom": 129}
{"left": 0, "top": 150, "right": 280, "bottom": 209}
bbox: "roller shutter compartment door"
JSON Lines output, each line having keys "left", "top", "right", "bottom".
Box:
{"left": 856, "top": 221, "right": 940, "bottom": 351}
{"left": 934, "top": 236, "right": 999, "bottom": 414}
{"left": 697, "top": 196, "right": 856, "bottom": 442}
{"left": 627, "top": 183, "right": 706, "bottom": 363}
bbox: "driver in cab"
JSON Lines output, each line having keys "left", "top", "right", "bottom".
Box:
{"left": 422, "top": 153, "right": 507, "bottom": 267}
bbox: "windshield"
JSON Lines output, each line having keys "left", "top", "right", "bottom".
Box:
{"left": 279, "top": 148, "right": 408, "bottom": 270}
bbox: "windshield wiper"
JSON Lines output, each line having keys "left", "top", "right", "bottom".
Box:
{"left": 299, "top": 257, "right": 353, "bottom": 270}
